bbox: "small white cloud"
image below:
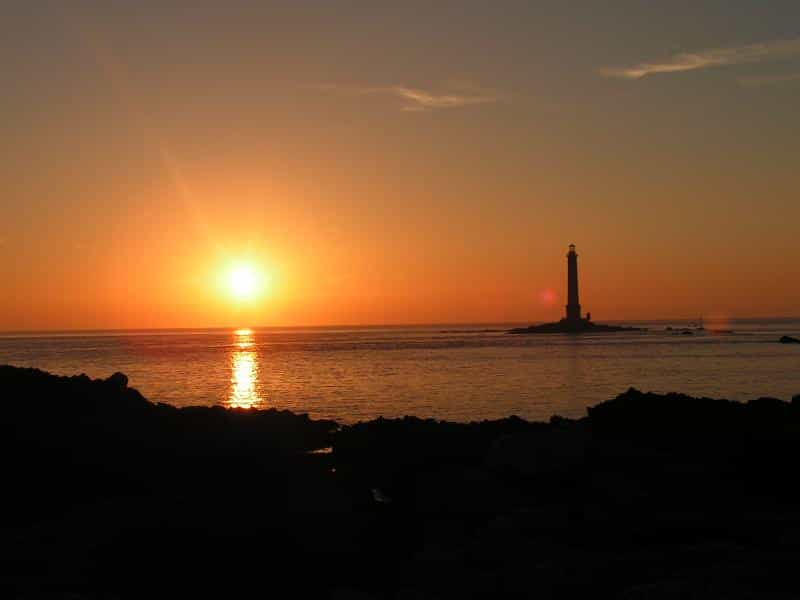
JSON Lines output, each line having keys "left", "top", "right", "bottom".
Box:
{"left": 317, "top": 82, "right": 505, "bottom": 111}
{"left": 392, "top": 85, "right": 500, "bottom": 110}
{"left": 600, "top": 38, "right": 800, "bottom": 80}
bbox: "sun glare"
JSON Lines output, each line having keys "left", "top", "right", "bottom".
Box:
{"left": 228, "top": 264, "right": 259, "bottom": 300}
{"left": 218, "top": 259, "right": 273, "bottom": 305}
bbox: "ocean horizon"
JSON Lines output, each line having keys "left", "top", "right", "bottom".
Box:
{"left": 2, "top": 315, "right": 799, "bottom": 335}
{"left": 2, "top": 317, "right": 798, "bottom": 423}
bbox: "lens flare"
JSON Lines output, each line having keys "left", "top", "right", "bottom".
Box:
{"left": 539, "top": 288, "right": 557, "bottom": 305}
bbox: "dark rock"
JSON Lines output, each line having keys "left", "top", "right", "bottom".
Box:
{"left": 779, "top": 335, "right": 800, "bottom": 344}
{"left": 485, "top": 424, "right": 588, "bottom": 476}
{"left": 107, "top": 371, "right": 128, "bottom": 388}
{"left": 6, "top": 365, "right": 800, "bottom": 598}
{"left": 331, "top": 590, "right": 378, "bottom": 600}
{"left": 412, "top": 467, "right": 516, "bottom": 513}
{"left": 587, "top": 469, "right": 649, "bottom": 507}
{"left": 587, "top": 387, "right": 800, "bottom": 443}
{"left": 509, "top": 318, "right": 644, "bottom": 334}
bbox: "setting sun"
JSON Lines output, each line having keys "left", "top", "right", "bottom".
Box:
{"left": 230, "top": 265, "right": 256, "bottom": 298}
{"left": 226, "top": 263, "right": 269, "bottom": 301}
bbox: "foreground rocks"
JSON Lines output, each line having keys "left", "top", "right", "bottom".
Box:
{"left": 3, "top": 365, "right": 800, "bottom": 598}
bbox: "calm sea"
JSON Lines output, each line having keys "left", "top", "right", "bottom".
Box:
{"left": 1, "top": 319, "right": 798, "bottom": 423}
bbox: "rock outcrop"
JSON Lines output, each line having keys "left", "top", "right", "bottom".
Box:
{"left": 3, "top": 365, "right": 800, "bottom": 599}
{"left": 509, "top": 318, "right": 644, "bottom": 334}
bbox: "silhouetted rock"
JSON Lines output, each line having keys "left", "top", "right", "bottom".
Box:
{"left": 4, "top": 365, "right": 800, "bottom": 598}
{"left": 509, "top": 319, "right": 643, "bottom": 334}
{"left": 779, "top": 335, "right": 800, "bottom": 344}
{"left": 413, "top": 466, "right": 517, "bottom": 513}
{"left": 107, "top": 371, "right": 128, "bottom": 388}
{"left": 484, "top": 423, "right": 588, "bottom": 476}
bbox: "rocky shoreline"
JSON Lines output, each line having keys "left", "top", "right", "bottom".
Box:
{"left": 3, "top": 365, "right": 800, "bottom": 598}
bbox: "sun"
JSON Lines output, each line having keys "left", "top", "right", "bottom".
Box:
{"left": 219, "top": 259, "right": 273, "bottom": 303}
{"left": 228, "top": 264, "right": 259, "bottom": 300}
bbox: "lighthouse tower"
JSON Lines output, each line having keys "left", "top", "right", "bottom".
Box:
{"left": 565, "top": 244, "right": 582, "bottom": 324}
{"left": 509, "top": 242, "right": 636, "bottom": 333}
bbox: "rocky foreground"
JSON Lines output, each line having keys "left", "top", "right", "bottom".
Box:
{"left": 3, "top": 366, "right": 800, "bottom": 599}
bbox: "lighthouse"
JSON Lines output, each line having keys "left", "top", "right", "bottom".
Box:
{"left": 565, "top": 244, "right": 582, "bottom": 323}
{"left": 509, "top": 243, "right": 639, "bottom": 334}
{"left": 510, "top": 243, "right": 640, "bottom": 334}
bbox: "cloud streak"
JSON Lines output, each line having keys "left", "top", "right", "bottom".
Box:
{"left": 318, "top": 83, "right": 504, "bottom": 111}
{"left": 600, "top": 38, "right": 800, "bottom": 80}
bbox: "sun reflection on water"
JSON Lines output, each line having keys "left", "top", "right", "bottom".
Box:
{"left": 228, "top": 329, "right": 262, "bottom": 409}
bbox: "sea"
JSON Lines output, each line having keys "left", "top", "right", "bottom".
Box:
{"left": 1, "top": 318, "right": 798, "bottom": 423}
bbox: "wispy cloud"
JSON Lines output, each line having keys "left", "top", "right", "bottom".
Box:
{"left": 600, "top": 38, "right": 800, "bottom": 80}
{"left": 317, "top": 82, "right": 505, "bottom": 111}
{"left": 737, "top": 72, "right": 800, "bottom": 86}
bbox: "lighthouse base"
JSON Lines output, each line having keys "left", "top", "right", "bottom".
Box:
{"left": 508, "top": 318, "right": 644, "bottom": 334}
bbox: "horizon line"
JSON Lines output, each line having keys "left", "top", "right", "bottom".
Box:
{"left": 1, "top": 315, "right": 799, "bottom": 335}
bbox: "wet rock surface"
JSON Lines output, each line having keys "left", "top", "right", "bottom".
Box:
{"left": 3, "top": 365, "right": 800, "bottom": 598}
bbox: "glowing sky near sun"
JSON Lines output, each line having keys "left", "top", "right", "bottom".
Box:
{"left": 0, "top": 2, "right": 798, "bottom": 329}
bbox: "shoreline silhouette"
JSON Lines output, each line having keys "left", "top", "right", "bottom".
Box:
{"left": 3, "top": 364, "right": 800, "bottom": 598}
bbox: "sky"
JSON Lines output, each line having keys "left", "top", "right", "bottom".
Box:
{"left": 1, "top": 1, "right": 799, "bottom": 329}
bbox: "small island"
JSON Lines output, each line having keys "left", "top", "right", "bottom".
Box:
{"left": 509, "top": 319, "right": 642, "bottom": 334}
{"left": 510, "top": 244, "right": 644, "bottom": 334}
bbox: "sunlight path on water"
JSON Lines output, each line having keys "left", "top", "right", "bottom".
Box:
{"left": 228, "top": 329, "right": 262, "bottom": 409}
{"left": 1, "top": 320, "right": 799, "bottom": 423}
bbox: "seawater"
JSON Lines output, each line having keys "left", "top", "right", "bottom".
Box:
{"left": 1, "top": 319, "right": 798, "bottom": 423}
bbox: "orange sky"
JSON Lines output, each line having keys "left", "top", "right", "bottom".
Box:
{"left": 1, "top": 3, "right": 799, "bottom": 330}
